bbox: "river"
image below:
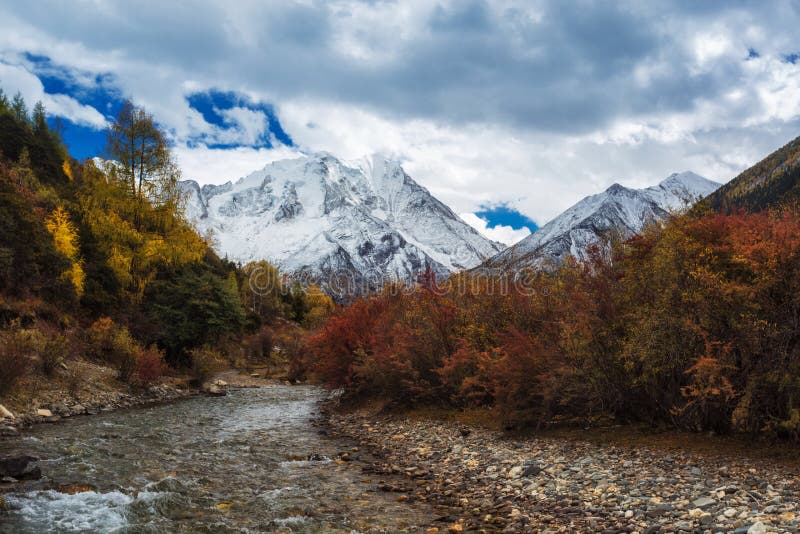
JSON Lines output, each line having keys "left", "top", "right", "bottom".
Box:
{"left": 0, "top": 385, "right": 433, "bottom": 533}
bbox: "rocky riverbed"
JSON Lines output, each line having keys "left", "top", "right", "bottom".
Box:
{"left": 325, "top": 409, "right": 800, "bottom": 533}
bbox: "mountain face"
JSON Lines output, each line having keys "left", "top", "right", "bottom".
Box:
{"left": 181, "top": 153, "right": 503, "bottom": 293}
{"left": 697, "top": 135, "right": 800, "bottom": 214}
{"left": 486, "top": 171, "right": 721, "bottom": 270}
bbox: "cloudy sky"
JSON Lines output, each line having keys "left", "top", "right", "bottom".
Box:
{"left": 1, "top": 1, "right": 799, "bottom": 244}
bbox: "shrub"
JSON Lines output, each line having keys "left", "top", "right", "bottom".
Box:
{"left": 188, "top": 346, "right": 223, "bottom": 385}
{"left": 85, "top": 317, "right": 116, "bottom": 361}
{"left": 0, "top": 325, "right": 34, "bottom": 394}
{"left": 134, "top": 345, "right": 165, "bottom": 386}
{"left": 488, "top": 328, "right": 565, "bottom": 430}
{"left": 65, "top": 368, "right": 81, "bottom": 398}
{"left": 242, "top": 329, "right": 273, "bottom": 361}
{"left": 85, "top": 317, "right": 140, "bottom": 382}
{"left": 112, "top": 328, "right": 140, "bottom": 382}
{"left": 39, "top": 334, "right": 68, "bottom": 377}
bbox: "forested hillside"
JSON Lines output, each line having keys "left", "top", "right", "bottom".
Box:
{"left": 0, "top": 87, "right": 333, "bottom": 397}
{"left": 303, "top": 138, "right": 800, "bottom": 440}
{"left": 698, "top": 135, "right": 800, "bottom": 213}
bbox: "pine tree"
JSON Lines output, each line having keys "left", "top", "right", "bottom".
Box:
{"left": 13, "top": 147, "right": 37, "bottom": 189}
{"left": 11, "top": 92, "right": 28, "bottom": 124}
{"left": 32, "top": 101, "right": 47, "bottom": 134}
{"left": 0, "top": 88, "right": 8, "bottom": 114}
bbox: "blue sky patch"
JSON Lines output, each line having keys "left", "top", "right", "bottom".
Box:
{"left": 783, "top": 52, "right": 799, "bottom": 64}
{"left": 186, "top": 89, "right": 293, "bottom": 149}
{"left": 49, "top": 119, "right": 108, "bottom": 160}
{"left": 13, "top": 55, "right": 295, "bottom": 159}
{"left": 746, "top": 48, "right": 760, "bottom": 59}
{"left": 20, "top": 53, "right": 125, "bottom": 159}
{"left": 24, "top": 53, "right": 124, "bottom": 117}
{"left": 475, "top": 204, "right": 538, "bottom": 232}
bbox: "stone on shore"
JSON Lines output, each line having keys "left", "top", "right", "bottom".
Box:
{"left": 204, "top": 381, "right": 228, "bottom": 397}
{"left": 325, "top": 409, "right": 800, "bottom": 533}
{"left": 0, "top": 404, "right": 14, "bottom": 420}
{"left": 0, "top": 456, "right": 42, "bottom": 480}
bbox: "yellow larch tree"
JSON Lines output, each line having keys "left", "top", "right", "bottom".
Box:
{"left": 45, "top": 206, "right": 85, "bottom": 296}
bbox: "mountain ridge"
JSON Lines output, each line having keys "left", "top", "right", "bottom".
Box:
{"left": 696, "top": 135, "right": 800, "bottom": 213}
{"left": 181, "top": 152, "right": 503, "bottom": 293}
{"left": 485, "top": 171, "right": 721, "bottom": 270}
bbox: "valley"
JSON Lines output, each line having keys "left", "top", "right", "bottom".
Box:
{"left": 3, "top": 5, "right": 800, "bottom": 532}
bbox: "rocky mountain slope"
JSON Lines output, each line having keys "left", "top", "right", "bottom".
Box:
{"left": 486, "top": 171, "right": 721, "bottom": 269}
{"left": 697, "top": 135, "right": 800, "bottom": 214}
{"left": 181, "top": 152, "right": 502, "bottom": 292}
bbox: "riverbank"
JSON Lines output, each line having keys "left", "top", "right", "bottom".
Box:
{"left": 0, "top": 358, "right": 196, "bottom": 436}
{"left": 0, "top": 361, "right": 283, "bottom": 436}
{"left": 325, "top": 406, "right": 800, "bottom": 533}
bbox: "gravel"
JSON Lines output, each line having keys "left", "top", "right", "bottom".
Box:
{"left": 325, "top": 410, "right": 800, "bottom": 533}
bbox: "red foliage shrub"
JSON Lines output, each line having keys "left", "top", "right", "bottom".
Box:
{"left": 134, "top": 345, "right": 166, "bottom": 386}
{"left": 307, "top": 206, "right": 800, "bottom": 437}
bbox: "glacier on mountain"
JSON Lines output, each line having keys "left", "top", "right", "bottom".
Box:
{"left": 180, "top": 152, "right": 503, "bottom": 293}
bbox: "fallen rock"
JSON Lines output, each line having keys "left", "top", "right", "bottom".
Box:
{"left": 0, "top": 456, "right": 42, "bottom": 480}
{"left": 51, "top": 402, "right": 69, "bottom": 416}
{"left": 205, "top": 384, "right": 227, "bottom": 397}
{"left": 521, "top": 463, "right": 542, "bottom": 477}
{"left": 36, "top": 408, "right": 53, "bottom": 417}
{"left": 692, "top": 496, "right": 716, "bottom": 509}
{"left": 0, "top": 404, "right": 14, "bottom": 420}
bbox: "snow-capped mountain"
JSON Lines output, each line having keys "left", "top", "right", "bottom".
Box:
{"left": 181, "top": 152, "right": 503, "bottom": 292}
{"left": 486, "top": 171, "right": 721, "bottom": 269}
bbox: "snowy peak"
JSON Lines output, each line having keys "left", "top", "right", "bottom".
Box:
{"left": 182, "top": 152, "right": 502, "bottom": 293}
{"left": 487, "top": 171, "right": 721, "bottom": 269}
{"left": 643, "top": 171, "right": 721, "bottom": 212}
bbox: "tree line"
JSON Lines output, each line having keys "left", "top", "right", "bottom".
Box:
{"left": 0, "top": 86, "right": 333, "bottom": 393}
{"left": 302, "top": 196, "right": 800, "bottom": 439}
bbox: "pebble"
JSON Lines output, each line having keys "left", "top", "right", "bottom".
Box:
{"left": 325, "top": 409, "right": 800, "bottom": 533}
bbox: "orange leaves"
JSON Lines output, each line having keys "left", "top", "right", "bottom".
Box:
{"left": 309, "top": 205, "right": 800, "bottom": 436}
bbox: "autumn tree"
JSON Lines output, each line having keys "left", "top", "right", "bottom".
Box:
{"left": 45, "top": 206, "right": 85, "bottom": 296}
{"left": 105, "top": 100, "right": 181, "bottom": 229}
{"left": 303, "top": 284, "right": 335, "bottom": 329}
{"left": 241, "top": 260, "right": 284, "bottom": 321}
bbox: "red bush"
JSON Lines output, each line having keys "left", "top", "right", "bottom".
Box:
{"left": 134, "top": 346, "right": 166, "bottom": 386}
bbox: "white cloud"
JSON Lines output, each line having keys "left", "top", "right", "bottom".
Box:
{"left": 173, "top": 144, "right": 301, "bottom": 184}
{"left": 214, "top": 106, "right": 270, "bottom": 146}
{"left": 2, "top": 0, "right": 800, "bottom": 228}
{"left": 460, "top": 212, "right": 531, "bottom": 245}
{"left": 0, "top": 60, "right": 107, "bottom": 128}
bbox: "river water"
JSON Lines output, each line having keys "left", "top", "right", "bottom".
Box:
{"left": 0, "top": 385, "right": 432, "bottom": 533}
